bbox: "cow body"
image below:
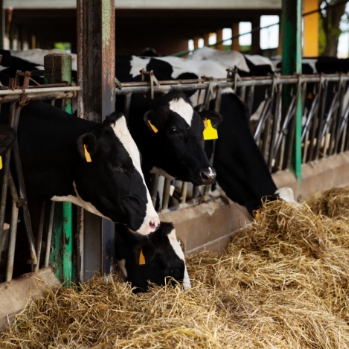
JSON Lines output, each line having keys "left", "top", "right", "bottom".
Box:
{"left": 0, "top": 101, "right": 159, "bottom": 235}
{"left": 115, "top": 221, "right": 190, "bottom": 292}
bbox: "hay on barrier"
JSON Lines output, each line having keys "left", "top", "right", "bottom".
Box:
{"left": 2, "top": 189, "right": 349, "bottom": 348}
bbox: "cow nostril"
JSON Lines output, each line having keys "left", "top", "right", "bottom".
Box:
{"left": 200, "top": 167, "right": 216, "bottom": 184}
{"left": 149, "top": 220, "right": 159, "bottom": 230}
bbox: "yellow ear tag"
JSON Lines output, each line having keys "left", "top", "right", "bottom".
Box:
{"left": 148, "top": 120, "right": 158, "bottom": 133}
{"left": 203, "top": 119, "right": 218, "bottom": 140}
{"left": 84, "top": 144, "right": 92, "bottom": 163}
{"left": 139, "top": 248, "right": 146, "bottom": 265}
{"left": 0, "top": 156, "right": 2, "bottom": 170}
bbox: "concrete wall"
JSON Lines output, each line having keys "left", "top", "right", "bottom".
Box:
{"left": 160, "top": 151, "right": 349, "bottom": 254}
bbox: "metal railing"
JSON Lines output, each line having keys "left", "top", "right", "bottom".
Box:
{"left": 0, "top": 70, "right": 80, "bottom": 283}
{"left": 115, "top": 71, "right": 349, "bottom": 213}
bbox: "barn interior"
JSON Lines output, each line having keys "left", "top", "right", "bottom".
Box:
{"left": 1, "top": 0, "right": 282, "bottom": 56}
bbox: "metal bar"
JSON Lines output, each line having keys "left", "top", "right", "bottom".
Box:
{"left": 77, "top": 0, "right": 116, "bottom": 279}
{"left": 44, "top": 202, "right": 55, "bottom": 268}
{"left": 150, "top": 174, "right": 160, "bottom": 208}
{"left": 5, "top": 171, "right": 19, "bottom": 282}
{"left": 44, "top": 53, "right": 74, "bottom": 284}
{"left": 314, "top": 81, "right": 328, "bottom": 160}
{"left": 180, "top": 182, "right": 188, "bottom": 204}
{"left": 34, "top": 202, "right": 45, "bottom": 272}
{"left": 161, "top": 177, "right": 172, "bottom": 211}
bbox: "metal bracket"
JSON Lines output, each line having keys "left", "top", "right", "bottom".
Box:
{"left": 140, "top": 69, "right": 160, "bottom": 99}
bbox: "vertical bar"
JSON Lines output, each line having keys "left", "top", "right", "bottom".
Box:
{"left": 44, "top": 54, "right": 74, "bottom": 283}
{"left": 281, "top": 0, "right": 302, "bottom": 180}
{"left": 34, "top": 201, "right": 45, "bottom": 272}
{"left": 231, "top": 23, "right": 239, "bottom": 51}
{"left": 77, "top": 0, "right": 116, "bottom": 279}
{"left": 44, "top": 202, "right": 55, "bottom": 268}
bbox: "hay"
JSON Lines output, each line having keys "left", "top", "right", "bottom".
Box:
{"left": 2, "top": 188, "right": 349, "bottom": 348}
{"left": 307, "top": 186, "right": 349, "bottom": 220}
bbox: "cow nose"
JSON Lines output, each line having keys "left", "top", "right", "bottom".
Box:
{"left": 149, "top": 216, "right": 160, "bottom": 232}
{"left": 200, "top": 167, "right": 216, "bottom": 185}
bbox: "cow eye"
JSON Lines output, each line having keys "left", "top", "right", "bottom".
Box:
{"left": 113, "top": 165, "right": 126, "bottom": 173}
{"left": 170, "top": 127, "right": 178, "bottom": 134}
{"left": 170, "top": 268, "right": 181, "bottom": 279}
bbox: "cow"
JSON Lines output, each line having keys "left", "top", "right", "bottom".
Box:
{"left": 115, "top": 221, "right": 190, "bottom": 292}
{"left": 0, "top": 100, "right": 159, "bottom": 235}
{"left": 126, "top": 88, "right": 222, "bottom": 186}
{"left": 188, "top": 46, "right": 275, "bottom": 72}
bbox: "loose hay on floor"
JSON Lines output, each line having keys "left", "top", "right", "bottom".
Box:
{"left": 2, "top": 190, "right": 349, "bottom": 348}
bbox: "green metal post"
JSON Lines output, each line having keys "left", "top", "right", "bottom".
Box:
{"left": 44, "top": 54, "right": 73, "bottom": 285}
{"left": 281, "top": 0, "right": 302, "bottom": 180}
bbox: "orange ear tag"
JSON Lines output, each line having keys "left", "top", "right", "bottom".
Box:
{"left": 139, "top": 248, "right": 146, "bottom": 265}
{"left": 148, "top": 120, "right": 158, "bottom": 133}
{"left": 0, "top": 156, "right": 2, "bottom": 170}
{"left": 203, "top": 119, "right": 218, "bottom": 140}
{"left": 84, "top": 144, "right": 92, "bottom": 163}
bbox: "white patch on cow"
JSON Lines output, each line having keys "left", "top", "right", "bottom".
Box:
{"left": 250, "top": 100, "right": 266, "bottom": 121}
{"left": 111, "top": 115, "right": 159, "bottom": 235}
{"left": 117, "top": 259, "right": 128, "bottom": 279}
{"left": 9, "top": 48, "right": 77, "bottom": 71}
{"left": 168, "top": 228, "right": 191, "bottom": 290}
{"left": 51, "top": 182, "right": 109, "bottom": 219}
{"left": 188, "top": 47, "right": 250, "bottom": 72}
{"left": 130, "top": 56, "right": 150, "bottom": 78}
{"left": 275, "top": 187, "right": 296, "bottom": 203}
{"left": 169, "top": 98, "right": 193, "bottom": 126}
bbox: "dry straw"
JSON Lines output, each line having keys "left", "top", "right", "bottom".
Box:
{"left": 2, "top": 187, "right": 349, "bottom": 348}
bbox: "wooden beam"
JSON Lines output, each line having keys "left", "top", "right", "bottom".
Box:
{"left": 216, "top": 29, "right": 223, "bottom": 50}
{"left": 231, "top": 22, "right": 239, "bottom": 51}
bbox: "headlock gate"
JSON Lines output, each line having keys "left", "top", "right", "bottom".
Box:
{"left": 1, "top": 62, "right": 349, "bottom": 284}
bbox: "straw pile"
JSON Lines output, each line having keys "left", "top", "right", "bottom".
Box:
{"left": 2, "top": 187, "right": 349, "bottom": 348}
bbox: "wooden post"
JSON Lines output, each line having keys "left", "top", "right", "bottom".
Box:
{"left": 303, "top": 0, "right": 319, "bottom": 57}
{"left": 216, "top": 29, "right": 224, "bottom": 50}
{"left": 193, "top": 36, "right": 200, "bottom": 49}
{"left": 203, "top": 33, "right": 210, "bottom": 46}
{"left": 231, "top": 23, "right": 239, "bottom": 51}
{"left": 251, "top": 17, "right": 260, "bottom": 54}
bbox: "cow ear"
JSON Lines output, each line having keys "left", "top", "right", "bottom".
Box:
{"left": 133, "top": 241, "right": 156, "bottom": 265}
{"left": 77, "top": 133, "right": 97, "bottom": 162}
{"left": 143, "top": 110, "right": 159, "bottom": 133}
{"left": 103, "top": 111, "right": 125, "bottom": 127}
{"left": 198, "top": 110, "right": 223, "bottom": 129}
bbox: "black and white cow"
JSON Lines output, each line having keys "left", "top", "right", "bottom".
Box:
{"left": 0, "top": 100, "right": 159, "bottom": 235}
{"left": 115, "top": 221, "right": 190, "bottom": 292}
{"left": 127, "top": 89, "right": 221, "bottom": 185}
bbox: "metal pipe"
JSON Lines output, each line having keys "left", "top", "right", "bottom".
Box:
{"left": 161, "top": 177, "right": 172, "bottom": 211}
{"left": 34, "top": 201, "right": 45, "bottom": 272}
{"left": 44, "top": 201, "right": 55, "bottom": 268}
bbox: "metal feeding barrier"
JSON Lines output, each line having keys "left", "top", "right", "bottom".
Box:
{"left": 0, "top": 65, "right": 80, "bottom": 283}
{"left": 115, "top": 70, "right": 349, "bottom": 214}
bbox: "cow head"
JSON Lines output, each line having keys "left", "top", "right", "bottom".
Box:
{"left": 72, "top": 112, "right": 159, "bottom": 235}
{"left": 142, "top": 89, "right": 222, "bottom": 186}
{"left": 115, "top": 221, "right": 190, "bottom": 292}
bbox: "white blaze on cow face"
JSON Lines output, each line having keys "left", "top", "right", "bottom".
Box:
{"left": 111, "top": 115, "right": 159, "bottom": 235}
{"left": 167, "top": 228, "right": 191, "bottom": 290}
{"left": 130, "top": 56, "right": 150, "bottom": 78}
{"left": 169, "top": 98, "right": 194, "bottom": 127}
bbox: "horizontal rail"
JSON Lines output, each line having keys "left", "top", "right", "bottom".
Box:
{"left": 115, "top": 73, "right": 349, "bottom": 95}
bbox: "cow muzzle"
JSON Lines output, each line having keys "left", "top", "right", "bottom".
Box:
{"left": 199, "top": 167, "right": 216, "bottom": 185}
{"left": 137, "top": 214, "right": 160, "bottom": 235}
